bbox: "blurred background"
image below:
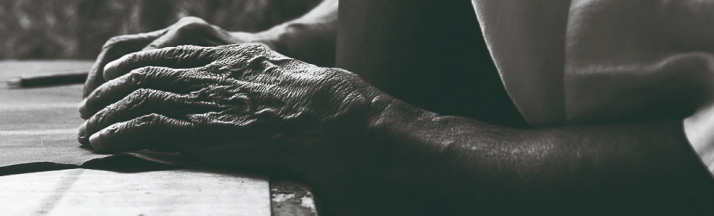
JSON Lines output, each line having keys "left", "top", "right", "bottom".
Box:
{"left": 0, "top": 0, "right": 320, "bottom": 60}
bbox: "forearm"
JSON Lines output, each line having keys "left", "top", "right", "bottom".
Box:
{"left": 358, "top": 100, "right": 714, "bottom": 214}
{"left": 233, "top": 0, "right": 338, "bottom": 66}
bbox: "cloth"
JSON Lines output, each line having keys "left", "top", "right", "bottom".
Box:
{"left": 472, "top": 0, "right": 714, "bottom": 173}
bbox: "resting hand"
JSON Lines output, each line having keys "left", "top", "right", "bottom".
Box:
{"left": 83, "top": 16, "right": 275, "bottom": 98}
{"left": 77, "top": 44, "right": 390, "bottom": 172}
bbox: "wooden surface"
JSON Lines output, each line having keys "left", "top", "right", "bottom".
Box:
{"left": 0, "top": 60, "right": 318, "bottom": 215}
{"left": 0, "top": 61, "right": 100, "bottom": 170}
{"left": 0, "top": 168, "right": 270, "bottom": 216}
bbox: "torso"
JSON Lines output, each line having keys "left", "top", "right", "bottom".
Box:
{"left": 335, "top": 0, "right": 527, "bottom": 128}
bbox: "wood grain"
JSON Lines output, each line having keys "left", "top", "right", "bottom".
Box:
{"left": 0, "top": 168, "right": 271, "bottom": 216}
{"left": 0, "top": 60, "right": 318, "bottom": 215}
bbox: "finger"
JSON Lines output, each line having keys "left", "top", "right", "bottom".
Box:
{"left": 89, "top": 113, "right": 194, "bottom": 153}
{"left": 83, "top": 29, "right": 167, "bottom": 98}
{"left": 79, "top": 88, "right": 222, "bottom": 145}
{"left": 142, "top": 33, "right": 229, "bottom": 51}
{"left": 142, "top": 24, "right": 231, "bottom": 51}
{"left": 103, "top": 46, "right": 218, "bottom": 81}
{"left": 80, "top": 66, "right": 220, "bottom": 119}
{"left": 141, "top": 34, "right": 183, "bottom": 51}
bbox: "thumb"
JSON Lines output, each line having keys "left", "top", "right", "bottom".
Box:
{"left": 84, "top": 29, "right": 166, "bottom": 98}
{"left": 103, "top": 46, "right": 218, "bottom": 81}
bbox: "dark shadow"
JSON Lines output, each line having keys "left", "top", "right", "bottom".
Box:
{"left": 80, "top": 154, "right": 184, "bottom": 173}
{"left": 0, "top": 162, "right": 79, "bottom": 176}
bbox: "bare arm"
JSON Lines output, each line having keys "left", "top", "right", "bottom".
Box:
{"left": 241, "top": 0, "right": 338, "bottom": 66}
{"left": 79, "top": 44, "right": 714, "bottom": 215}
{"left": 343, "top": 99, "right": 714, "bottom": 215}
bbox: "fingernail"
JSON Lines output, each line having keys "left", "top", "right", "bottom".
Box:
{"left": 78, "top": 99, "right": 89, "bottom": 119}
{"left": 103, "top": 60, "right": 119, "bottom": 80}
{"left": 89, "top": 132, "right": 102, "bottom": 150}
{"left": 78, "top": 122, "right": 89, "bottom": 145}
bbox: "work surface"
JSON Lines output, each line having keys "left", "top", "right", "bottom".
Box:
{"left": 0, "top": 60, "right": 317, "bottom": 215}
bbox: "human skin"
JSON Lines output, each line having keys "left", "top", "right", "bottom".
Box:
{"left": 82, "top": 0, "right": 338, "bottom": 98}
{"left": 79, "top": 0, "right": 714, "bottom": 214}
{"left": 78, "top": 44, "right": 714, "bottom": 215}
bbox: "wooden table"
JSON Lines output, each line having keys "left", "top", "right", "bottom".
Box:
{"left": 0, "top": 60, "right": 318, "bottom": 216}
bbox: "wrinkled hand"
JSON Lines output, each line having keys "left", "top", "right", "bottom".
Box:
{"left": 84, "top": 16, "right": 273, "bottom": 98}
{"left": 78, "top": 44, "right": 390, "bottom": 172}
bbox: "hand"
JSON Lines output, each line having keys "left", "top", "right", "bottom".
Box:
{"left": 77, "top": 44, "right": 391, "bottom": 172}
{"left": 83, "top": 16, "right": 276, "bottom": 98}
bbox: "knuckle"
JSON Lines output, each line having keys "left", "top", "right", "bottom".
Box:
{"left": 88, "top": 108, "right": 107, "bottom": 128}
{"left": 128, "top": 88, "right": 154, "bottom": 103}
{"left": 123, "top": 52, "right": 140, "bottom": 64}
{"left": 162, "top": 47, "right": 183, "bottom": 62}
{"left": 102, "top": 36, "right": 125, "bottom": 49}
{"left": 144, "top": 113, "right": 163, "bottom": 123}
{"left": 128, "top": 67, "right": 150, "bottom": 85}
{"left": 242, "top": 43, "right": 269, "bottom": 52}
{"left": 122, "top": 94, "right": 150, "bottom": 115}
{"left": 146, "top": 113, "right": 166, "bottom": 129}
{"left": 177, "top": 16, "right": 206, "bottom": 25}
{"left": 126, "top": 88, "right": 172, "bottom": 112}
{"left": 170, "top": 46, "right": 202, "bottom": 62}
{"left": 130, "top": 114, "right": 162, "bottom": 133}
{"left": 104, "top": 123, "right": 121, "bottom": 135}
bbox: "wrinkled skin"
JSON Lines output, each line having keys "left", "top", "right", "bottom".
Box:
{"left": 75, "top": 40, "right": 714, "bottom": 216}
{"left": 83, "top": 16, "right": 272, "bottom": 98}
{"left": 78, "top": 44, "right": 391, "bottom": 173}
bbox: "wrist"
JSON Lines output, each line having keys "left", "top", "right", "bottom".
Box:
{"left": 239, "top": 22, "right": 335, "bottom": 66}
